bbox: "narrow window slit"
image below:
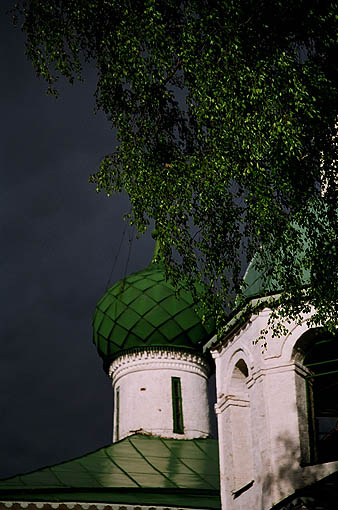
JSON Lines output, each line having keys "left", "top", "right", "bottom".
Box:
{"left": 115, "top": 386, "right": 120, "bottom": 441}
{"left": 172, "top": 377, "right": 184, "bottom": 434}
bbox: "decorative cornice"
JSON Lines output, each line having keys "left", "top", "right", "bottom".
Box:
{"left": 251, "top": 361, "right": 304, "bottom": 383}
{"left": 204, "top": 294, "right": 281, "bottom": 353}
{"left": 214, "top": 395, "right": 250, "bottom": 414}
{"left": 109, "top": 348, "right": 209, "bottom": 383}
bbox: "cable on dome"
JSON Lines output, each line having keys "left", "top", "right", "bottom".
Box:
{"left": 105, "top": 223, "right": 127, "bottom": 291}
{"left": 123, "top": 225, "right": 134, "bottom": 279}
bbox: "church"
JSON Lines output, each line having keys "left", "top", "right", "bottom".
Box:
{"left": 0, "top": 246, "right": 337, "bottom": 510}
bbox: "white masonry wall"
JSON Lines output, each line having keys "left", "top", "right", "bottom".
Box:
{"left": 109, "top": 349, "right": 211, "bottom": 442}
{"left": 212, "top": 307, "right": 338, "bottom": 510}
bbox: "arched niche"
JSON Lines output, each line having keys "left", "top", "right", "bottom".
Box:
{"left": 229, "top": 358, "right": 249, "bottom": 396}
{"left": 228, "top": 358, "right": 253, "bottom": 491}
{"left": 224, "top": 346, "right": 253, "bottom": 397}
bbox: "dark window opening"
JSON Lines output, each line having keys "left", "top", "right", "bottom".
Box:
{"left": 304, "top": 337, "right": 338, "bottom": 463}
{"left": 172, "top": 377, "right": 184, "bottom": 434}
{"left": 115, "top": 386, "right": 120, "bottom": 441}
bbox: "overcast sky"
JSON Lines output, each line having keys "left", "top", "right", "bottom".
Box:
{"left": 0, "top": 3, "right": 157, "bottom": 479}
{"left": 1, "top": 3, "right": 217, "bottom": 480}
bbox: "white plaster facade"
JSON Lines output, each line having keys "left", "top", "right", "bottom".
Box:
{"left": 210, "top": 305, "right": 338, "bottom": 510}
{"left": 109, "top": 348, "right": 211, "bottom": 442}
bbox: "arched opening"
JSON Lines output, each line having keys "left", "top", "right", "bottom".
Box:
{"left": 228, "top": 359, "right": 253, "bottom": 491}
{"left": 229, "top": 359, "right": 249, "bottom": 396}
{"left": 303, "top": 335, "right": 338, "bottom": 463}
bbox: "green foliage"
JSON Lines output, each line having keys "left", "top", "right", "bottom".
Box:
{"left": 13, "top": 0, "right": 338, "bottom": 334}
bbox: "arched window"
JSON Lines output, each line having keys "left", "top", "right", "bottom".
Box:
{"left": 304, "top": 336, "right": 338, "bottom": 463}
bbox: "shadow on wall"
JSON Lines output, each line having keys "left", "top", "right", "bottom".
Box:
{"left": 265, "top": 329, "right": 338, "bottom": 509}
{"left": 261, "top": 431, "right": 338, "bottom": 510}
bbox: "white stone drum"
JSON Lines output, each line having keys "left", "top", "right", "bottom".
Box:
{"left": 109, "top": 348, "right": 211, "bottom": 441}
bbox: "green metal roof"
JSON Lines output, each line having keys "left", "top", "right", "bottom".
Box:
{"left": 0, "top": 435, "right": 220, "bottom": 509}
{"left": 93, "top": 262, "right": 216, "bottom": 363}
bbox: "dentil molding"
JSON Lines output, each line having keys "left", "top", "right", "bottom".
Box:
{"left": 109, "top": 348, "right": 209, "bottom": 383}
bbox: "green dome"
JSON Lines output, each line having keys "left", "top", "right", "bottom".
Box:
{"left": 242, "top": 255, "right": 281, "bottom": 300}
{"left": 93, "top": 262, "right": 215, "bottom": 363}
{"left": 242, "top": 240, "right": 310, "bottom": 301}
{"left": 242, "top": 201, "right": 336, "bottom": 301}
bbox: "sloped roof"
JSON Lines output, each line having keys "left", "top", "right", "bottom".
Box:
{"left": 0, "top": 434, "right": 220, "bottom": 509}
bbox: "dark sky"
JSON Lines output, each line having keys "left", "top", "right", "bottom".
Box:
{"left": 1, "top": 3, "right": 217, "bottom": 480}
{"left": 0, "top": 3, "right": 155, "bottom": 479}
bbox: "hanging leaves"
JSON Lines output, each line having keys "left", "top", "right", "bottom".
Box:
{"left": 13, "top": 0, "right": 338, "bottom": 334}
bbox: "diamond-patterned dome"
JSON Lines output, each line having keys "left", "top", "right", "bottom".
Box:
{"left": 93, "top": 262, "right": 215, "bottom": 363}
